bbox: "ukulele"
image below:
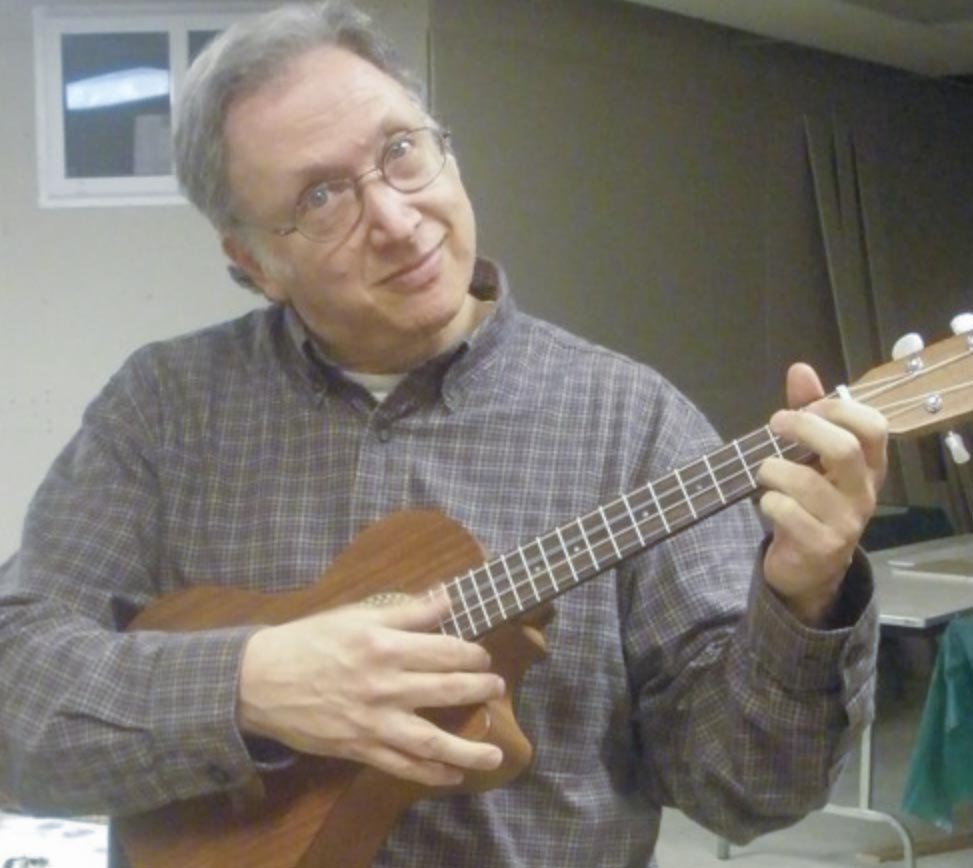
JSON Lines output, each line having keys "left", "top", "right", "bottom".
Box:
{"left": 117, "top": 320, "right": 973, "bottom": 868}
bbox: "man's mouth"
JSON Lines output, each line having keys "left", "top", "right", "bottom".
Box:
{"left": 378, "top": 237, "right": 447, "bottom": 288}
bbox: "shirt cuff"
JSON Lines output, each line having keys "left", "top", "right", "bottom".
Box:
{"left": 149, "top": 626, "right": 261, "bottom": 799}
{"left": 743, "top": 546, "right": 878, "bottom": 693}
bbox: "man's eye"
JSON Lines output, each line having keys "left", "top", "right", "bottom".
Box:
{"left": 304, "top": 184, "right": 332, "bottom": 211}
{"left": 386, "top": 136, "right": 415, "bottom": 162}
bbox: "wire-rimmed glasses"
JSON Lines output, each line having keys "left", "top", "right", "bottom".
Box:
{"left": 265, "top": 126, "right": 451, "bottom": 248}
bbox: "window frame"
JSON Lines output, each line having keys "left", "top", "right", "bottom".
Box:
{"left": 33, "top": 3, "right": 265, "bottom": 208}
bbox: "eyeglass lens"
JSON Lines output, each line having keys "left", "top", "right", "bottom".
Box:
{"left": 294, "top": 127, "right": 447, "bottom": 244}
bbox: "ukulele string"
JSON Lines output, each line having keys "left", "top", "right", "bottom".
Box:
{"left": 442, "top": 354, "right": 973, "bottom": 636}
{"left": 840, "top": 346, "right": 973, "bottom": 409}
{"left": 859, "top": 380, "right": 973, "bottom": 422}
{"left": 441, "top": 429, "right": 805, "bottom": 636}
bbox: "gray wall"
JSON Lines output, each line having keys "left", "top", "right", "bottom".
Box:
{"left": 2, "top": 0, "right": 971, "bottom": 559}
{"left": 430, "top": 0, "right": 973, "bottom": 520}
{"left": 0, "top": 0, "right": 428, "bottom": 560}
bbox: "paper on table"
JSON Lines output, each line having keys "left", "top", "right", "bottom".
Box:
{"left": 0, "top": 812, "right": 107, "bottom": 868}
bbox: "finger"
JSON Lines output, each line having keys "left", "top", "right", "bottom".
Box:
{"left": 364, "top": 586, "right": 454, "bottom": 631}
{"left": 758, "top": 489, "right": 855, "bottom": 596}
{"left": 758, "top": 461, "right": 867, "bottom": 553}
{"left": 351, "top": 741, "right": 466, "bottom": 787}
{"left": 758, "top": 486, "right": 852, "bottom": 552}
{"left": 785, "top": 362, "right": 826, "bottom": 409}
{"left": 767, "top": 409, "right": 873, "bottom": 500}
{"left": 376, "top": 670, "right": 506, "bottom": 708}
{"left": 377, "top": 712, "right": 504, "bottom": 773}
{"left": 362, "top": 628, "right": 494, "bottom": 674}
{"left": 797, "top": 398, "right": 889, "bottom": 478}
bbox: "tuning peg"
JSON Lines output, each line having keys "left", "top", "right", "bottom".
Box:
{"left": 944, "top": 431, "right": 971, "bottom": 465}
{"left": 951, "top": 312, "right": 973, "bottom": 336}
{"left": 891, "top": 332, "right": 924, "bottom": 364}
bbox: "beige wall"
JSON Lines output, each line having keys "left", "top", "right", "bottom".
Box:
{"left": 0, "top": 0, "right": 429, "bottom": 560}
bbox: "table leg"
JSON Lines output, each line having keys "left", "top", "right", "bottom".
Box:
{"left": 822, "top": 721, "right": 916, "bottom": 868}
{"left": 711, "top": 722, "right": 916, "bottom": 865}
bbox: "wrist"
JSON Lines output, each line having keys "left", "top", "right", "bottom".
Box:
{"left": 237, "top": 627, "right": 276, "bottom": 737}
{"left": 779, "top": 586, "right": 840, "bottom": 628}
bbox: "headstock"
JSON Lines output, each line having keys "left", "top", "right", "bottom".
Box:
{"left": 848, "top": 314, "right": 973, "bottom": 455}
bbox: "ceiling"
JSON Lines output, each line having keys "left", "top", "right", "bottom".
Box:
{"left": 627, "top": 0, "right": 973, "bottom": 78}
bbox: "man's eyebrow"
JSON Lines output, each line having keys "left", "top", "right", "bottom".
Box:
{"left": 288, "top": 118, "right": 431, "bottom": 192}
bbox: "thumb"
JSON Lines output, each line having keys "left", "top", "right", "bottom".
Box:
{"left": 786, "top": 362, "right": 826, "bottom": 410}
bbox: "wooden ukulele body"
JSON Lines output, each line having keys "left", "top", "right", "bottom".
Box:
{"left": 117, "top": 509, "right": 549, "bottom": 868}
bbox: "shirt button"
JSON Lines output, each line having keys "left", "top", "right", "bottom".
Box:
{"left": 377, "top": 427, "right": 392, "bottom": 443}
{"left": 206, "top": 764, "right": 232, "bottom": 786}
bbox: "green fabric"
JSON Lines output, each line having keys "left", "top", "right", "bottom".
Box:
{"left": 902, "top": 616, "right": 973, "bottom": 829}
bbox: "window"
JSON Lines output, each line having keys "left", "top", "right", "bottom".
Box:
{"left": 34, "top": 4, "right": 261, "bottom": 208}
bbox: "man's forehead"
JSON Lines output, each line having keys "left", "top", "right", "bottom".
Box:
{"left": 229, "top": 45, "right": 422, "bottom": 147}
{"left": 269, "top": 45, "right": 414, "bottom": 115}
{"left": 223, "top": 45, "right": 427, "bottom": 211}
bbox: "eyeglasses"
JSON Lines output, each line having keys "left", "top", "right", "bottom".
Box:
{"left": 261, "top": 126, "right": 451, "bottom": 248}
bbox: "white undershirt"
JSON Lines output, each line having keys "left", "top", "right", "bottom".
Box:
{"left": 341, "top": 370, "right": 408, "bottom": 403}
{"left": 339, "top": 299, "right": 497, "bottom": 403}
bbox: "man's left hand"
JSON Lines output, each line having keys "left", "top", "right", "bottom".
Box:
{"left": 757, "top": 362, "right": 889, "bottom": 627}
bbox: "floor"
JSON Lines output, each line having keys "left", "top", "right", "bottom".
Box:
{"left": 655, "top": 635, "right": 973, "bottom": 867}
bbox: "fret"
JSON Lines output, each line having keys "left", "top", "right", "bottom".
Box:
{"left": 443, "top": 422, "right": 822, "bottom": 642}
{"left": 732, "top": 439, "right": 757, "bottom": 489}
{"left": 767, "top": 425, "right": 785, "bottom": 459}
{"left": 518, "top": 545, "right": 542, "bottom": 602}
{"left": 431, "top": 586, "right": 452, "bottom": 636}
{"left": 456, "top": 576, "right": 477, "bottom": 636}
{"left": 466, "top": 567, "right": 492, "bottom": 631}
{"left": 621, "top": 492, "right": 647, "bottom": 547}
{"left": 702, "top": 454, "right": 726, "bottom": 505}
{"left": 575, "top": 517, "right": 600, "bottom": 572}
{"left": 713, "top": 443, "right": 750, "bottom": 501}
{"left": 598, "top": 506, "right": 624, "bottom": 560}
{"left": 647, "top": 482, "right": 671, "bottom": 533}
{"left": 554, "top": 525, "right": 581, "bottom": 585}
{"left": 443, "top": 578, "right": 467, "bottom": 637}
{"left": 499, "top": 553, "right": 525, "bottom": 612}
{"left": 629, "top": 494, "right": 659, "bottom": 536}
{"left": 741, "top": 428, "right": 782, "bottom": 471}
{"left": 673, "top": 468, "right": 698, "bottom": 520}
{"left": 481, "top": 560, "right": 504, "bottom": 625}
{"left": 658, "top": 475, "right": 690, "bottom": 526}
{"left": 534, "top": 536, "right": 559, "bottom": 594}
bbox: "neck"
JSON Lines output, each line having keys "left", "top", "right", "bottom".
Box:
{"left": 313, "top": 295, "right": 492, "bottom": 374}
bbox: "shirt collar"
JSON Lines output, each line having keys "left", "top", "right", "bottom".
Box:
{"left": 282, "top": 256, "right": 513, "bottom": 400}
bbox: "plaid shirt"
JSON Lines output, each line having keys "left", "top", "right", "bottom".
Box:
{"left": 0, "top": 260, "right": 877, "bottom": 867}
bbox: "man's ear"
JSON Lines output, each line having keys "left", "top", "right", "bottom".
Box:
{"left": 222, "top": 235, "right": 287, "bottom": 302}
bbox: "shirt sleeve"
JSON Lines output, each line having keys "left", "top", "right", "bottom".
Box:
{"left": 622, "top": 389, "right": 879, "bottom": 845}
{"left": 0, "top": 355, "right": 258, "bottom": 817}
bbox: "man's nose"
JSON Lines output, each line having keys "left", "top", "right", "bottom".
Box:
{"left": 360, "top": 173, "right": 421, "bottom": 244}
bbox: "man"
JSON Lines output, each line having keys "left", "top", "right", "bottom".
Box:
{"left": 0, "top": 2, "right": 887, "bottom": 866}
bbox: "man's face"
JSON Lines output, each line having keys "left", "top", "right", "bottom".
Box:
{"left": 223, "top": 46, "right": 478, "bottom": 373}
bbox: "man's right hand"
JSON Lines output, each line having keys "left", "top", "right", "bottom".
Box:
{"left": 237, "top": 590, "right": 506, "bottom": 787}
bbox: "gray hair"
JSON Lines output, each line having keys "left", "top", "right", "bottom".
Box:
{"left": 173, "top": 1, "right": 424, "bottom": 240}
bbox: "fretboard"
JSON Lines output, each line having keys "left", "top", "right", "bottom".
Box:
{"left": 438, "top": 424, "right": 812, "bottom": 640}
